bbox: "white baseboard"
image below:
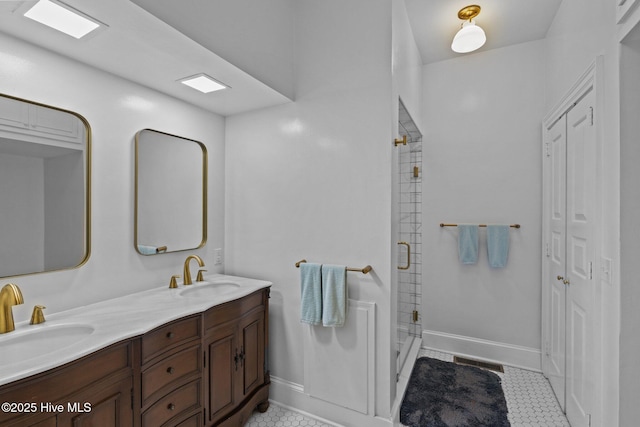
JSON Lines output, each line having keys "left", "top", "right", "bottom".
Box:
{"left": 270, "top": 376, "right": 392, "bottom": 427}
{"left": 422, "top": 329, "right": 542, "bottom": 372}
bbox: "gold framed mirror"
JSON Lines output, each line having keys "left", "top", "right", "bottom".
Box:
{"left": 134, "top": 129, "right": 207, "bottom": 255}
{"left": 0, "top": 93, "right": 91, "bottom": 278}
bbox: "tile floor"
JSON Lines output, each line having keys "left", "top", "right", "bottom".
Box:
{"left": 404, "top": 349, "right": 571, "bottom": 427}
{"left": 247, "top": 348, "right": 571, "bottom": 427}
{"left": 246, "top": 404, "right": 336, "bottom": 427}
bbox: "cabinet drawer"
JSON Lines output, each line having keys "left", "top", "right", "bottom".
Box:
{"left": 142, "top": 345, "right": 201, "bottom": 403}
{"left": 142, "top": 316, "right": 201, "bottom": 363}
{"left": 175, "top": 411, "right": 202, "bottom": 427}
{"left": 0, "top": 341, "right": 131, "bottom": 410}
{"left": 142, "top": 380, "right": 201, "bottom": 427}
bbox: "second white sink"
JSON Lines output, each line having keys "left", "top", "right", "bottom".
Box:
{"left": 179, "top": 282, "right": 240, "bottom": 298}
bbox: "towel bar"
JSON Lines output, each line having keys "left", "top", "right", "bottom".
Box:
{"left": 440, "top": 223, "right": 521, "bottom": 229}
{"left": 295, "top": 259, "right": 372, "bottom": 274}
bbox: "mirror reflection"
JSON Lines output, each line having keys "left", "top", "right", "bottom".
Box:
{"left": 135, "top": 129, "right": 207, "bottom": 255}
{"left": 0, "top": 93, "right": 90, "bottom": 278}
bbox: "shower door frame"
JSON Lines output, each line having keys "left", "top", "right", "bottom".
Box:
{"left": 395, "top": 99, "right": 423, "bottom": 378}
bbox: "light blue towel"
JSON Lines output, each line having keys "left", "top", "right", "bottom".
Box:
{"left": 487, "top": 225, "right": 510, "bottom": 268}
{"left": 458, "top": 225, "right": 479, "bottom": 264}
{"left": 300, "top": 263, "right": 323, "bottom": 325}
{"left": 138, "top": 245, "right": 157, "bottom": 255}
{"left": 321, "top": 264, "right": 347, "bottom": 327}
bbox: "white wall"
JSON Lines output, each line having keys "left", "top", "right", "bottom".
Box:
{"left": 421, "top": 40, "right": 546, "bottom": 369}
{"left": 225, "top": 0, "right": 394, "bottom": 423}
{"left": 0, "top": 153, "right": 44, "bottom": 275}
{"left": 44, "top": 152, "right": 85, "bottom": 270}
{"left": 545, "top": 0, "right": 620, "bottom": 425}
{"left": 0, "top": 33, "right": 225, "bottom": 322}
{"left": 392, "top": 0, "right": 423, "bottom": 130}
{"left": 131, "top": 0, "right": 295, "bottom": 100}
{"left": 619, "top": 34, "right": 640, "bottom": 427}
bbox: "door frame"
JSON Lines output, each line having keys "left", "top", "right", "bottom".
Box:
{"left": 541, "top": 57, "right": 604, "bottom": 424}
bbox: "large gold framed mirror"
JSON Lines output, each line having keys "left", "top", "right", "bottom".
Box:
{"left": 0, "top": 93, "right": 91, "bottom": 278}
{"left": 134, "top": 129, "right": 207, "bottom": 255}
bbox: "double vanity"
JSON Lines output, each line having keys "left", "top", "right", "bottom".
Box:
{"left": 0, "top": 274, "right": 272, "bottom": 427}
{"left": 0, "top": 92, "right": 266, "bottom": 426}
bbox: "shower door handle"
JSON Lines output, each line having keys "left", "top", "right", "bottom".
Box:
{"left": 398, "top": 241, "right": 411, "bottom": 270}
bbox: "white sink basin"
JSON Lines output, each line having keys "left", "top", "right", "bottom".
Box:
{"left": 0, "top": 324, "right": 95, "bottom": 365}
{"left": 179, "top": 282, "right": 240, "bottom": 298}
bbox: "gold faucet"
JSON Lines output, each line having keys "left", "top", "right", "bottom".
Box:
{"left": 1, "top": 283, "right": 24, "bottom": 334}
{"left": 30, "top": 305, "right": 46, "bottom": 325}
{"left": 183, "top": 255, "right": 205, "bottom": 285}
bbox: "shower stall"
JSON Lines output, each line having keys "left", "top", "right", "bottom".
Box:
{"left": 395, "top": 99, "right": 423, "bottom": 379}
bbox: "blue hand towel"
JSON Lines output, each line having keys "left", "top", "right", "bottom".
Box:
{"left": 138, "top": 245, "right": 157, "bottom": 255}
{"left": 487, "top": 225, "right": 510, "bottom": 268}
{"left": 300, "top": 263, "right": 323, "bottom": 325}
{"left": 458, "top": 225, "right": 479, "bottom": 264}
{"left": 321, "top": 264, "right": 348, "bottom": 327}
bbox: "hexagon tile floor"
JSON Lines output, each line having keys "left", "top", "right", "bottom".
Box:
{"left": 246, "top": 404, "right": 336, "bottom": 427}
{"left": 247, "top": 348, "right": 570, "bottom": 427}
{"left": 404, "top": 349, "right": 571, "bottom": 427}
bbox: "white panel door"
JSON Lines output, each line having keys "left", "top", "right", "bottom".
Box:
{"left": 546, "top": 116, "right": 567, "bottom": 410}
{"left": 564, "top": 90, "right": 596, "bottom": 427}
{"left": 543, "top": 89, "right": 596, "bottom": 427}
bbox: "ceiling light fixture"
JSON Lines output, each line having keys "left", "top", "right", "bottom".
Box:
{"left": 23, "top": 0, "right": 102, "bottom": 39}
{"left": 179, "top": 74, "right": 229, "bottom": 94}
{"left": 451, "top": 5, "right": 486, "bottom": 54}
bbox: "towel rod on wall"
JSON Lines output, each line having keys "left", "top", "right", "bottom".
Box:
{"left": 440, "top": 223, "right": 521, "bottom": 229}
{"left": 295, "top": 259, "right": 373, "bottom": 274}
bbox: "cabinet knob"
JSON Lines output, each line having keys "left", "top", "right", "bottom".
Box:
{"left": 166, "top": 331, "right": 174, "bottom": 339}
{"left": 557, "top": 275, "right": 564, "bottom": 281}
{"left": 167, "top": 403, "right": 175, "bottom": 411}
{"left": 166, "top": 366, "right": 174, "bottom": 374}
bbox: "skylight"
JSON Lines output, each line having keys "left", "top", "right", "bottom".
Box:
{"left": 179, "top": 74, "right": 228, "bottom": 94}
{"left": 24, "top": 0, "right": 101, "bottom": 39}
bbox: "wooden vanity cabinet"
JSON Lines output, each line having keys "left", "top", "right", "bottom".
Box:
{"left": 204, "top": 288, "right": 270, "bottom": 426}
{"left": 0, "top": 287, "right": 270, "bottom": 427}
{"left": 139, "top": 315, "right": 203, "bottom": 427}
{"left": 0, "top": 341, "right": 135, "bottom": 427}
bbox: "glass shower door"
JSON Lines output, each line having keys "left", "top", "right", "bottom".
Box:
{"left": 396, "top": 100, "right": 422, "bottom": 378}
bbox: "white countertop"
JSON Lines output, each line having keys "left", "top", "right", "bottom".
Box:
{"left": 0, "top": 274, "right": 272, "bottom": 387}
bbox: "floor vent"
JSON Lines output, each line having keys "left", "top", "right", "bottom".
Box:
{"left": 453, "top": 356, "right": 504, "bottom": 373}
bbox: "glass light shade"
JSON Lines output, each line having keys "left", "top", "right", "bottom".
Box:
{"left": 451, "top": 20, "right": 486, "bottom": 53}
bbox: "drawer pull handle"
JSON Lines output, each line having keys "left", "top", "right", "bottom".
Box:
{"left": 166, "top": 331, "right": 174, "bottom": 339}
{"left": 166, "top": 366, "right": 174, "bottom": 374}
{"left": 167, "top": 403, "right": 175, "bottom": 411}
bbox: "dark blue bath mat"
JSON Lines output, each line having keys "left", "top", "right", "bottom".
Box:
{"left": 400, "top": 357, "right": 510, "bottom": 427}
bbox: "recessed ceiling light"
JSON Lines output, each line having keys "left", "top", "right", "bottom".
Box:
{"left": 179, "top": 74, "right": 229, "bottom": 94}
{"left": 24, "top": 0, "right": 102, "bottom": 39}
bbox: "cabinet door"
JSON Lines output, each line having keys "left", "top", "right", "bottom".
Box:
{"left": 1, "top": 414, "right": 57, "bottom": 427}
{"left": 206, "top": 322, "right": 237, "bottom": 425}
{"left": 0, "top": 95, "right": 29, "bottom": 131}
{"left": 236, "top": 309, "right": 265, "bottom": 402}
{"left": 28, "top": 104, "right": 82, "bottom": 143}
{"left": 57, "top": 375, "right": 133, "bottom": 427}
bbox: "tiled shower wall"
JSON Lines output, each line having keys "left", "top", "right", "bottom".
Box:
{"left": 397, "top": 101, "right": 422, "bottom": 346}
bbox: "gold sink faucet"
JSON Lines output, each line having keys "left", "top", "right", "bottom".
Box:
{"left": 183, "top": 255, "right": 205, "bottom": 285}
{"left": 1, "top": 283, "right": 24, "bottom": 334}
